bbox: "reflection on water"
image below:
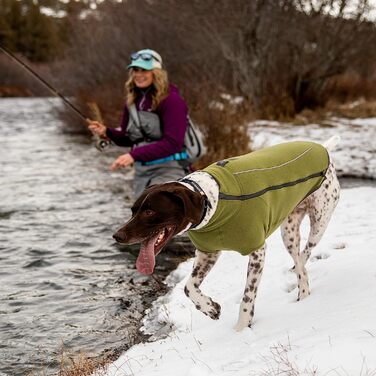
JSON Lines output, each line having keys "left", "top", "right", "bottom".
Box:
{"left": 0, "top": 98, "right": 182, "bottom": 375}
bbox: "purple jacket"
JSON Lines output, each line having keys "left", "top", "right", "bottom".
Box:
{"left": 106, "top": 84, "right": 188, "bottom": 162}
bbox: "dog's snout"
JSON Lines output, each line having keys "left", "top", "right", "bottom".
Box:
{"left": 113, "top": 231, "right": 125, "bottom": 243}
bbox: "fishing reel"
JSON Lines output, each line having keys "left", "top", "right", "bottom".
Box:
{"left": 95, "top": 138, "right": 111, "bottom": 151}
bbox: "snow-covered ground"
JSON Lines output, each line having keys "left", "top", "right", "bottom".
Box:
{"left": 251, "top": 117, "right": 376, "bottom": 179}
{"left": 99, "top": 119, "right": 376, "bottom": 376}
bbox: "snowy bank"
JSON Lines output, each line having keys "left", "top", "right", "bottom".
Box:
{"left": 250, "top": 117, "right": 376, "bottom": 179}
{"left": 100, "top": 185, "right": 376, "bottom": 375}
{"left": 97, "top": 119, "right": 376, "bottom": 376}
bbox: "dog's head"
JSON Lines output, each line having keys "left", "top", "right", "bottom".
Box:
{"left": 113, "top": 182, "right": 204, "bottom": 275}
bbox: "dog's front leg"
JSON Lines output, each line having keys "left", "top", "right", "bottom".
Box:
{"left": 184, "top": 250, "right": 221, "bottom": 320}
{"left": 234, "top": 245, "right": 266, "bottom": 331}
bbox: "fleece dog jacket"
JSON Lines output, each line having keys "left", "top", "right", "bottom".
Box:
{"left": 188, "top": 141, "right": 329, "bottom": 255}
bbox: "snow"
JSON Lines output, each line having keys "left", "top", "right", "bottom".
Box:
{"left": 101, "top": 187, "right": 376, "bottom": 376}
{"left": 99, "top": 119, "right": 376, "bottom": 376}
{"left": 250, "top": 117, "right": 376, "bottom": 179}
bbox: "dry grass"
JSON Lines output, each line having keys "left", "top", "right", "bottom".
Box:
{"left": 187, "top": 87, "right": 254, "bottom": 169}
{"left": 251, "top": 340, "right": 376, "bottom": 376}
{"left": 26, "top": 350, "right": 111, "bottom": 376}
{"left": 326, "top": 99, "right": 376, "bottom": 119}
{"left": 78, "top": 84, "right": 124, "bottom": 128}
{"left": 253, "top": 339, "right": 318, "bottom": 376}
{"left": 324, "top": 72, "right": 376, "bottom": 104}
{"left": 287, "top": 99, "right": 376, "bottom": 127}
{"left": 56, "top": 351, "right": 109, "bottom": 376}
{"left": 0, "top": 85, "right": 32, "bottom": 97}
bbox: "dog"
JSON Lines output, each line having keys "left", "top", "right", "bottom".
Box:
{"left": 113, "top": 138, "right": 340, "bottom": 331}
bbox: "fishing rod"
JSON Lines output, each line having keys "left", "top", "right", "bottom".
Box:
{"left": 0, "top": 44, "right": 110, "bottom": 151}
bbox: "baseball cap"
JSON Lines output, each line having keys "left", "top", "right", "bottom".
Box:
{"left": 127, "top": 49, "right": 163, "bottom": 70}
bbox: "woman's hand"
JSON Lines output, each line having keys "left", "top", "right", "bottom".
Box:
{"left": 110, "top": 153, "right": 135, "bottom": 171}
{"left": 88, "top": 121, "right": 107, "bottom": 138}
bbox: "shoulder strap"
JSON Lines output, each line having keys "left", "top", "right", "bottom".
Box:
{"left": 129, "top": 104, "right": 141, "bottom": 127}
{"left": 129, "top": 104, "right": 148, "bottom": 139}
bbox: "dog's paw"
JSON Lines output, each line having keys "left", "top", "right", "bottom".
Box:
{"left": 233, "top": 320, "right": 252, "bottom": 332}
{"left": 198, "top": 299, "right": 221, "bottom": 320}
{"left": 297, "top": 289, "right": 310, "bottom": 301}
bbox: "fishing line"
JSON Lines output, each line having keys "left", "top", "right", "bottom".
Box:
{"left": 0, "top": 44, "right": 110, "bottom": 151}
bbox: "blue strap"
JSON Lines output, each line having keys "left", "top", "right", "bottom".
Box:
{"left": 142, "top": 152, "right": 188, "bottom": 166}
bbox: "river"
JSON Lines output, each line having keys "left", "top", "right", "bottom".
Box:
{"left": 0, "top": 98, "right": 186, "bottom": 375}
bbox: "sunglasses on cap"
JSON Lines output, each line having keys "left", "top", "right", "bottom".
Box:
{"left": 131, "top": 52, "right": 161, "bottom": 63}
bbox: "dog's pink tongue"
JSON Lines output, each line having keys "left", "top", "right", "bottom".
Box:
{"left": 136, "top": 235, "right": 158, "bottom": 275}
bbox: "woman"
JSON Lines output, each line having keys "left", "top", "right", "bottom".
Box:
{"left": 89, "top": 49, "right": 189, "bottom": 198}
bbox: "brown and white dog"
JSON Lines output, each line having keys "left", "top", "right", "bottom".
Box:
{"left": 113, "top": 137, "right": 340, "bottom": 331}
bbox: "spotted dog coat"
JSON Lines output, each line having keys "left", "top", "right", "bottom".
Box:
{"left": 183, "top": 139, "right": 340, "bottom": 331}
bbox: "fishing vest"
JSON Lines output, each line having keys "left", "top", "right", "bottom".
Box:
{"left": 188, "top": 141, "right": 329, "bottom": 255}
{"left": 127, "top": 105, "right": 162, "bottom": 145}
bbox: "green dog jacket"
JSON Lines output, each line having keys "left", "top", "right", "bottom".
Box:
{"left": 188, "top": 141, "right": 329, "bottom": 255}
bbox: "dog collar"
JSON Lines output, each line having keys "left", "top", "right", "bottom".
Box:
{"left": 178, "top": 178, "right": 212, "bottom": 229}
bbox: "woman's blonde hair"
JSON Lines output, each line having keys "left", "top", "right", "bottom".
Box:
{"left": 125, "top": 68, "right": 169, "bottom": 110}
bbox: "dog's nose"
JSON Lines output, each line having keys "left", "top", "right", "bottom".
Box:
{"left": 113, "top": 232, "right": 124, "bottom": 243}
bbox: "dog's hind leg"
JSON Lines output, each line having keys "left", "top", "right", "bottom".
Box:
{"left": 184, "top": 250, "right": 221, "bottom": 320}
{"left": 234, "top": 245, "right": 266, "bottom": 332}
{"left": 301, "top": 164, "right": 340, "bottom": 265}
{"left": 281, "top": 208, "right": 310, "bottom": 300}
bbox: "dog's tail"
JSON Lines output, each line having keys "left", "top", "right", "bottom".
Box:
{"left": 323, "top": 135, "right": 340, "bottom": 151}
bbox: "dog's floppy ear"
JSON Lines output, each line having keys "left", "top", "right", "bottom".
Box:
{"left": 161, "top": 183, "right": 204, "bottom": 225}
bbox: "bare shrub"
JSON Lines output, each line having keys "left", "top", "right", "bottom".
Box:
{"left": 185, "top": 83, "right": 253, "bottom": 168}
{"left": 153, "top": 0, "right": 376, "bottom": 116}
{"left": 3, "top": 0, "right": 376, "bottom": 117}
{"left": 0, "top": 53, "right": 50, "bottom": 96}
{"left": 324, "top": 71, "right": 376, "bottom": 103}
{"left": 57, "top": 0, "right": 254, "bottom": 162}
{"left": 56, "top": 0, "right": 376, "bottom": 161}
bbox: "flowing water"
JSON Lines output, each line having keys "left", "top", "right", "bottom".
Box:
{"left": 0, "top": 98, "right": 185, "bottom": 375}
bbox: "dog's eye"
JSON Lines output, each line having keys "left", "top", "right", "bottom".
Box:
{"left": 144, "top": 209, "right": 155, "bottom": 217}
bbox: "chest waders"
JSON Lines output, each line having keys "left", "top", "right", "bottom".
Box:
{"left": 128, "top": 105, "right": 188, "bottom": 165}
{"left": 188, "top": 141, "right": 329, "bottom": 255}
{"left": 127, "top": 105, "right": 187, "bottom": 197}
